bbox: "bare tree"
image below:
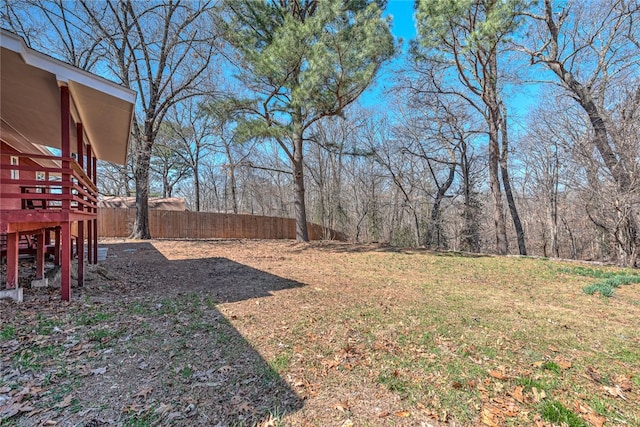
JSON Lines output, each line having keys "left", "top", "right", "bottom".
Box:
{"left": 520, "top": 0, "right": 640, "bottom": 265}
{"left": 414, "top": 0, "right": 528, "bottom": 255}
{"left": 75, "top": 0, "right": 217, "bottom": 238}
{"left": 149, "top": 123, "right": 192, "bottom": 198}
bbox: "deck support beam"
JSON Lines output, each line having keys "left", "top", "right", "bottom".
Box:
{"left": 35, "top": 230, "right": 45, "bottom": 279}
{"left": 61, "top": 222, "right": 71, "bottom": 301}
{"left": 60, "top": 84, "right": 71, "bottom": 301}
{"left": 92, "top": 153, "right": 98, "bottom": 264}
{"left": 86, "top": 143, "right": 93, "bottom": 264}
{"left": 0, "top": 232, "right": 22, "bottom": 302}
{"left": 76, "top": 123, "right": 85, "bottom": 287}
{"left": 78, "top": 221, "right": 84, "bottom": 287}
{"left": 54, "top": 227, "right": 61, "bottom": 266}
{"left": 5, "top": 232, "right": 19, "bottom": 289}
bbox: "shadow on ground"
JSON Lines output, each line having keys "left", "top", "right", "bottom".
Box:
{"left": 106, "top": 241, "right": 305, "bottom": 303}
{"left": 0, "top": 241, "right": 304, "bottom": 426}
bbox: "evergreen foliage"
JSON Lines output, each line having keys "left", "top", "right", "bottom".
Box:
{"left": 217, "top": 0, "right": 395, "bottom": 240}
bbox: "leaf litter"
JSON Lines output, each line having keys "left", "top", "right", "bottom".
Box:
{"left": 0, "top": 239, "right": 638, "bottom": 426}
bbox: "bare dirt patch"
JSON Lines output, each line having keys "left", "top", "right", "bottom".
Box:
{"left": 1, "top": 239, "right": 639, "bottom": 426}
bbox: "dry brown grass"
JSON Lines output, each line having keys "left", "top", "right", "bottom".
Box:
{"left": 1, "top": 239, "right": 638, "bottom": 426}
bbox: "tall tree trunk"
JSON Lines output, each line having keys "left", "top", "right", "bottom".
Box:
{"left": 424, "top": 159, "right": 455, "bottom": 249}
{"left": 225, "top": 144, "right": 238, "bottom": 214}
{"left": 500, "top": 106, "right": 527, "bottom": 255}
{"left": 549, "top": 145, "right": 560, "bottom": 258}
{"left": 162, "top": 172, "right": 168, "bottom": 198}
{"left": 486, "top": 52, "right": 508, "bottom": 254}
{"left": 131, "top": 135, "right": 152, "bottom": 239}
{"left": 460, "top": 144, "right": 480, "bottom": 252}
{"left": 551, "top": 66, "right": 639, "bottom": 265}
{"left": 229, "top": 165, "right": 238, "bottom": 214}
{"left": 194, "top": 163, "right": 200, "bottom": 212}
{"left": 292, "top": 114, "right": 309, "bottom": 242}
{"left": 487, "top": 115, "right": 508, "bottom": 254}
{"left": 537, "top": 2, "right": 640, "bottom": 264}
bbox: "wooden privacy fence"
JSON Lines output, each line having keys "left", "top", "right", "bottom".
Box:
{"left": 98, "top": 208, "right": 345, "bottom": 240}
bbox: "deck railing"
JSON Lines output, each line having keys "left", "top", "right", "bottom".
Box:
{"left": 0, "top": 151, "right": 97, "bottom": 215}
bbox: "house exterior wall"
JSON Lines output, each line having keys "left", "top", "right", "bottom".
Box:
{"left": 1, "top": 140, "right": 39, "bottom": 210}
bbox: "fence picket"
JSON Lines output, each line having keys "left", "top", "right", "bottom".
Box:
{"left": 97, "top": 208, "right": 345, "bottom": 241}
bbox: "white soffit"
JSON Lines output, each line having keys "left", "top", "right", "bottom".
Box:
{"left": 0, "top": 29, "right": 136, "bottom": 165}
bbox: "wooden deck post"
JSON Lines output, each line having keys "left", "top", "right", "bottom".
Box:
{"left": 35, "top": 230, "right": 45, "bottom": 280}
{"left": 5, "top": 232, "right": 19, "bottom": 289}
{"left": 76, "top": 123, "right": 85, "bottom": 286}
{"left": 54, "top": 227, "right": 61, "bottom": 266}
{"left": 60, "top": 84, "right": 71, "bottom": 301}
{"left": 92, "top": 154, "right": 98, "bottom": 264}
{"left": 86, "top": 144, "right": 93, "bottom": 264}
{"left": 77, "top": 123, "right": 84, "bottom": 168}
{"left": 77, "top": 222, "right": 84, "bottom": 287}
{"left": 61, "top": 222, "right": 71, "bottom": 301}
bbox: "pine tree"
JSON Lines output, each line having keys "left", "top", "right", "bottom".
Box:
{"left": 218, "top": 0, "right": 395, "bottom": 241}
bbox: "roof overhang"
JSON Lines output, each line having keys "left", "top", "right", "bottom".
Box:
{"left": 0, "top": 29, "right": 136, "bottom": 165}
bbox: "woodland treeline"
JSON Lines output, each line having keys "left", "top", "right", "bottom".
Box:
{"left": 3, "top": 0, "right": 639, "bottom": 265}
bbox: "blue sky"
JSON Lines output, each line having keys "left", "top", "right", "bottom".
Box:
{"left": 370, "top": 0, "right": 539, "bottom": 132}
{"left": 358, "top": 1, "right": 417, "bottom": 108}
{"left": 386, "top": 0, "right": 417, "bottom": 50}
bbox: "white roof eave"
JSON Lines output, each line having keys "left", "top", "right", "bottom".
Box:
{"left": 1, "top": 30, "right": 136, "bottom": 104}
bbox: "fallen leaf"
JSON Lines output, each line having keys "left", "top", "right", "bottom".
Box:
{"left": 333, "top": 401, "right": 349, "bottom": 412}
{"left": 340, "top": 420, "right": 353, "bottom": 427}
{"left": 555, "top": 359, "right": 572, "bottom": 370}
{"left": 481, "top": 407, "right": 499, "bottom": 427}
{"left": 234, "top": 401, "right": 253, "bottom": 413}
{"left": 323, "top": 358, "right": 341, "bottom": 369}
{"left": 18, "top": 403, "right": 35, "bottom": 413}
{"left": 510, "top": 386, "right": 524, "bottom": 403}
{"left": 54, "top": 394, "right": 73, "bottom": 409}
{"left": 613, "top": 374, "right": 633, "bottom": 391}
{"left": 394, "top": 410, "right": 411, "bottom": 417}
{"left": 218, "top": 365, "right": 233, "bottom": 374}
{"left": 377, "top": 411, "right": 390, "bottom": 418}
{"left": 154, "top": 403, "right": 173, "bottom": 416}
{"left": 489, "top": 370, "right": 507, "bottom": 380}
{"left": 91, "top": 367, "right": 107, "bottom": 375}
{"left": 133, "top": 387, "right": 153, "bottom": 399}
{"left": 585, "top": 366, "right": 603, "bottom": 384}
{"left": 586, "top": 412, "right": 605, "bottom": 427}
{"left": 603, "top": 385, "right": 626, "bottom": 400}
{"left": 167, "top": 412, "right": 182, "bottom": 422}
{"left": 532, "top": 387, "right": 546, "bottom": 403}
{"left": 122, "top": 403, "right": 145, "bottom": 413}
{"left": 260, "top": 414, "right": 279, "bottom": 427}
{"left": 574, "top": 402, "right": 605, "bottom": 427}
{"left": 42, "top": 421, "right": 57, "bottom": 426}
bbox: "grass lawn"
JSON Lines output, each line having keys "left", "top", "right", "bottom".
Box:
{"left": 1, "top": 240, "right": 638, "bottom": 426}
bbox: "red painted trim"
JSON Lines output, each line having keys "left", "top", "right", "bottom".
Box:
{"left": 36, "top": 231, "right": 45, "bottom": 280}
{"left": 54, "top": 227, "right": 61, "bottom": 266}
{"left": 86, "top": 145, "right": 92, "bottom": 181}
{"left": 61, "top": 221, "right": 71, "bottom": 301}
{"left": 5, "top": 233, "right": 19, "bottom": 289}
{"left": 87, "top": 212, "right": 93, "bottom": 265}
{"left": 93, "top": 218, "right": 98, "bottom": 264}
{"left": 77, "top": 123, "right": 84, "bottom": 168}
{"left": 77, "top": 220, "right": 84, "bottom": 287}
{"left": 92, "top": 155, "right": 97, "bottom": 186}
